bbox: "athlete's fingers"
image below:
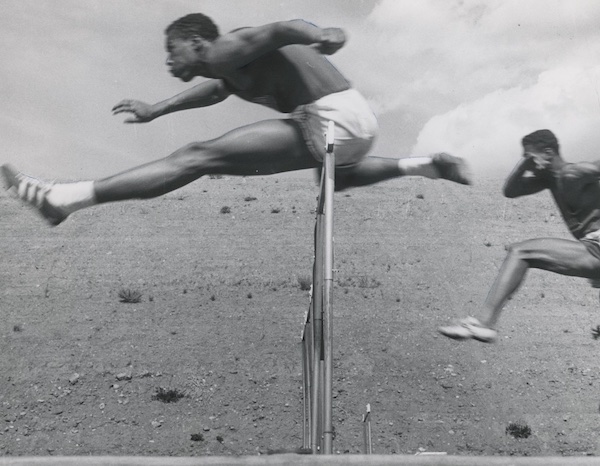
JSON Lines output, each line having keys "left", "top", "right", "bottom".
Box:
{"left": 112, "top": 100, "right": 128, "bottom": 110}
{"left": 112, "top": 106, "right": 129, "bottom": 115}
{"left": 111, "top": 100, "right": 136, "bottom": 112}
{"left": 317, "top": 28, "right": 346, "bottom": 55}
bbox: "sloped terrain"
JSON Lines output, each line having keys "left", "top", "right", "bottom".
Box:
{"left": 1, "top": 174, "right": 599, "bottom": 458}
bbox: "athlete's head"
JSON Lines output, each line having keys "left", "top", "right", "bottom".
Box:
{"left": 522, "top": 129, "right": 559, "bottom": 154}
{"left": 164, "top": 14, "right": 220, "bottom": 82}
{"left": 165, "top": 14, "right": 220, "bottom": 42}
{"left": 521, "top": 129, "right": 560, "bottom": 171}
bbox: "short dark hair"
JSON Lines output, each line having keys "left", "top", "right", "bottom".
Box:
{"left": 166, "top": 13, "right": 220, "bottom": 41}
{"left": 522, "top": 129, "right": 559, "bottom": 153}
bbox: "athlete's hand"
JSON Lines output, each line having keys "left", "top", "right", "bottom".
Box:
{"left": 313, "top": 28, "right": 346, "bottom": 55}
{"left": 112, "top": 99, "right": 156, "bottom": 123}
{"left": 523, "top": 151, "right": 549, "bottom": 171}
{"left": 522, "top": 152, "right": 538, "bottom": 166}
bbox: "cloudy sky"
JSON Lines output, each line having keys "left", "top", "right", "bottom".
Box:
{"left": 2, "top": 0, "right": 600, "bottom": 180}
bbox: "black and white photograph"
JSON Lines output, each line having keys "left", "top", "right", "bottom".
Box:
{"left": 2, "top": 1, "right": 600, "bottom": 464}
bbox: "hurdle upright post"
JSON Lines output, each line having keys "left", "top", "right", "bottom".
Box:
{"left": 321, "top": 120, "right": 336, "bottom": 454}
{"left": 301, "top": 121, "right": 336, "bottom": 454}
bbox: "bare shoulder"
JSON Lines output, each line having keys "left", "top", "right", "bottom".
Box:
{"left": 562, "top": 161, "right": 599, "bottom": 177}
{"left": 559, "top": 162, "right": 600, "bottom": 192}
{"left": 206, "top": 25, "right": 279, "bottom": 73}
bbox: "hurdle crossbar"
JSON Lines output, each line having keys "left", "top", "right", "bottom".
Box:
{"left": 301, "top": 121, "right": 336, "bottom": 454}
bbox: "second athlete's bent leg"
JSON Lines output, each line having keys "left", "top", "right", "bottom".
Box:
{"left": 483, "top": 238, "right": 600, "bottom": 327}
{"left": 439, "top": 237, "right": 600, "bottom": 342}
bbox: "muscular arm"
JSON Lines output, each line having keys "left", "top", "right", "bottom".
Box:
{"left": 112, "top": 79, "right": 230, "bottom": 123}
{"left": 502, "top": 157, "right": 547, "bottom": 198}
{"left": 152, "top": 79, "right": 230, "bottom": 117}
{"left": 208, "top": 20, "right": 345, "bottom": 73}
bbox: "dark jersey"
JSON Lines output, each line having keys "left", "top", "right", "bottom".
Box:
{"left": 221, "top": 45, "right": 351, "bottom": 113}
{"left": 550, "top": 164, "right": 600, "bottom": 239}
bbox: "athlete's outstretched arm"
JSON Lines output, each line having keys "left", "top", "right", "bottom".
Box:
{"left": 112, "top": 79, "right": 231, "bottom": 123}
{"left": 503, "top": 156, "right": 547, "bottom": 198}
{"left": 209, "top": 20, "right": 345, "bottom": 73}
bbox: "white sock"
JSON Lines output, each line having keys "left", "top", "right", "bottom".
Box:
{"left": 397, "top": 157, "right": 440, "bottom": 179}
{"left": 46, "top": 181, "right": 97, "bottom": 215}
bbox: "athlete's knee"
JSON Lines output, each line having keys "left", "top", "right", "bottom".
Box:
{"left": 507, "top": 240, "right": 544, "bottom": 261}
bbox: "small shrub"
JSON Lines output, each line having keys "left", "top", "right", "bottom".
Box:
{"left": 297, "top": 276, "right": 312, "bottom": 291}
{"left": 592, "top": 325, "right": 600, "bottom": 340}
{"left": 505, "top": 422, "right": 531, "bottom": 439}
{"left": 13, "top": 325, "right": 22, "bottom": 332}
{"left": 118, "top": 288, "right": 142, "bottom": 304}
{"left": 271, "top": 208, "right": 281, "bottom": 214}
{"left": 216, "top": 435, "right": 224, "bottom": 443}
{"left": 244, "top": 196, "right": 257, "bottom": 202}
{"left": 358, "top": 276, "right": 381, "bottom": 289}
{"left": 220, "top": 206, "right": 231, "bottom": 214}
{"left": 153, "top": 387, "right": 186, "bottom": 403}
{"left": 191, "top": 433, "right": 204, "bottom": 442}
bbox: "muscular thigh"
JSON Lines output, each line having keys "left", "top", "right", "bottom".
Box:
{"left": 202, "top": 119, "right": 320, "bottom": 176}
{"left": 516, "top": 237, "right": 600, "bottom": 278}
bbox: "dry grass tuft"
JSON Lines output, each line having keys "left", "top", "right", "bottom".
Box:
{"left": 505, "top": 422, "right": 531, "bottom": 439}
{"left": 118, "top": 288, "right": 142, "bottom": 304}
{"left": 153, "top": 387, "right": 186, "bottom": 403}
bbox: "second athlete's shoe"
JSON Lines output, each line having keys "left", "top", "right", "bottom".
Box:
{"left": 438, "top": 316, "right": 497, "bottom": 343}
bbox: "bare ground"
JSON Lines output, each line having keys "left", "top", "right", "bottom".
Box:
{"left": 1, "top": 174, "right": 600, "bottom": 458}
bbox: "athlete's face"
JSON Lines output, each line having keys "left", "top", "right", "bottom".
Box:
{"left": 522, "top": 144, "right": 555, "bottom": 172}
{"left": 165, "top": 35, "right": 209, "bottom": 81}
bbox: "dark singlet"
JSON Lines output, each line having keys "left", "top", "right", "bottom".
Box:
{"left": 222, "top": 45, "right": 351, "bottom": 113}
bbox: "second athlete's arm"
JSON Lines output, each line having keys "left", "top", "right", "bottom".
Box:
{"left": 503, "top": 156, "right": 547, "bottom": 198}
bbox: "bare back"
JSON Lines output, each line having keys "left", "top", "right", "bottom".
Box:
{"left": 551, "top": 163, "right": 600, "bottom": 238}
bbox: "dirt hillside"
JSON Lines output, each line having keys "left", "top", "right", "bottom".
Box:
{"left": 1, "top": 174, "right": 599, "bottom": 458}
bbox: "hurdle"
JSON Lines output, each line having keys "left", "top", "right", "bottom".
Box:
{"left": 301, "top": 120, "right": 336, "bottom": 454}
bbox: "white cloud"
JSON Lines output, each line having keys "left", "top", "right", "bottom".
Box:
{"left": 352, "top": 0, "right": 600, "bottom": 116}
{"left": 342, "top": 0, "right": 600, "bottom": 165}
{"left": 412, "top": 66, "right": 600, "bottom": 175}
{"left": 3, "top": 0, "right": 600, "bottom": 180}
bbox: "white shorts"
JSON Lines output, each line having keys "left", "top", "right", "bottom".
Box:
{"left": 290, "top": 88, "right": 379, "bottom": 167}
